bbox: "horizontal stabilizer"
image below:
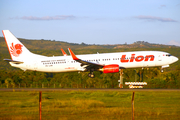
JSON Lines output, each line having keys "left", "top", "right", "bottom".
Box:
{"left": 4, "top": 59, "right": 24, "bottom": 64}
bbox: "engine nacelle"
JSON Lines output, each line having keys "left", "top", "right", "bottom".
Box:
{"left": 99, "top": 64, "right": 119, "bottom": 73}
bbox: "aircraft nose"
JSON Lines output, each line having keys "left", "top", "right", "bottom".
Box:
{"left": 172, "top": 56, "right": 179, "bottom": 63}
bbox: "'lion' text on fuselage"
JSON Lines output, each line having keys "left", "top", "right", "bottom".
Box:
{"left": 121, "top": 54, "right": 154, "bottom": 63}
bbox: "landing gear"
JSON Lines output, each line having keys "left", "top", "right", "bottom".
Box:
{"left": 119, "top": 69, "right": 123, "bottom": 88}
{"left": 161, "top": 69, "right": 164, "bottom": 73}
{"left": 88, "top": 73, "right": 95, "bottom": 78}
{"left": 88, "top": 70, "right": 95, "bottom": 78}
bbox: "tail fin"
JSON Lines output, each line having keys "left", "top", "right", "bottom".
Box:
{"left": 2, "top": 30, "right": 33, "bottom": 61}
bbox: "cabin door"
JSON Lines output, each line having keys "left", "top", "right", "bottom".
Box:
{"left": 158, "top": 54, "right": 162, "bottom": 61}
{"left": 34, "top": 61, "right": 38, "bottom": 70}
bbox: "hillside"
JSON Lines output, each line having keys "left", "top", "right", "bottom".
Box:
{"left": 0, "top": 37, "right": 177, "bottom": 51}
{"left": 0, "top": 36, "right": 179, "bottom": 64}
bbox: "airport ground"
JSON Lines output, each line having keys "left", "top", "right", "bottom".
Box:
{"left": 0, "top": 89, "right": 180, "bottom": 120}
{"left": 0, "top": 88, "right": 180, "bottom": 92}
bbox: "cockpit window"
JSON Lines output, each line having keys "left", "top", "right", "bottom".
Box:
{"left": 166, "top": 54, "right": 171, "bottom": 57}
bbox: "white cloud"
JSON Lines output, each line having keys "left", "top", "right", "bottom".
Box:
{"left": 167, "top": 40, "right": 180, "bottom": 46}
{"left": 159, "top": 5, "right": 166, "bottom": 9}
{"left": 176, "top": 3, "right": 180, "bottom": 6}
{"left": 10, "top": 15, "right": 76, "bottom": 20}
{"left": 134, "top": 15, "right": 177, "bottom": 22}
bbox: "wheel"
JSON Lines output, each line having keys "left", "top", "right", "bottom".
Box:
{"left": 88, "top": 73, "right": 94, "bottom": 78}
{"left": 161, "top": 69, "right": 164, "bottom": 73}
{"left": 88, "top": 73, "right": 91, "bottom": 77}
{"left": 90, "top": 74, "right": 95, "bottom": 78}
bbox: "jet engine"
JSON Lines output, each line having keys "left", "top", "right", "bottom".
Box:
{"left": 99, "top": 64, "right": 119, "bottom": 73}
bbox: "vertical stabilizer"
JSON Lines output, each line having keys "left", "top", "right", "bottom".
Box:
{"left": 2, "top": 30, "right": 33, "bottom": 61}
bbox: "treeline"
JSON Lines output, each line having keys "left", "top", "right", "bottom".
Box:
{"left": 1, "top": 66, "right": 180, "bottom": 88}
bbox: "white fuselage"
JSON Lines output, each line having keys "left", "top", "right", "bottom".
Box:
{"left": 10, "top": 51, "right": 178, "bottom": 72}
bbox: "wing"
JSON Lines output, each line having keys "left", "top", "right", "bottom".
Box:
{"left": 68, "top": 48, "right": 104, "bottom": 71}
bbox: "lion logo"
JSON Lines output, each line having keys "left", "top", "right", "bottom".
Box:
{"left": 10, "top": 43, "right": 23, "bottom": 57}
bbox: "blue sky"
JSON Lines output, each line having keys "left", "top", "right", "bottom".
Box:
{"left": 0, "top": 0, "right": 180, "bottom": 45}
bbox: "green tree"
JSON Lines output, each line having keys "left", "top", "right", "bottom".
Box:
{"left": 5, "top": 78, "right": 15, "bottom": 88}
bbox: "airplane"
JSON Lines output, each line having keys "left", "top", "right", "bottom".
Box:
{"left": 2, "top": 30, "right": 179, "bottom": 78}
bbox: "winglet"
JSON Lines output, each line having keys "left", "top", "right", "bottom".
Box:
{"left": 68, "top": 48, "right": 79, "bottom": 60}
{"left": 61, "top": 48, "right": 67, "bottom": 56}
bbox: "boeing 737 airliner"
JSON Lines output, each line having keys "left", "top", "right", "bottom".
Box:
{"left": 2, "top": 30, "right": 178, "bottom": 78}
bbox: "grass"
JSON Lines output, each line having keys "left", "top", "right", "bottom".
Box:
{"left": 0, "top": 90, "right": 180, "bottom": 120}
